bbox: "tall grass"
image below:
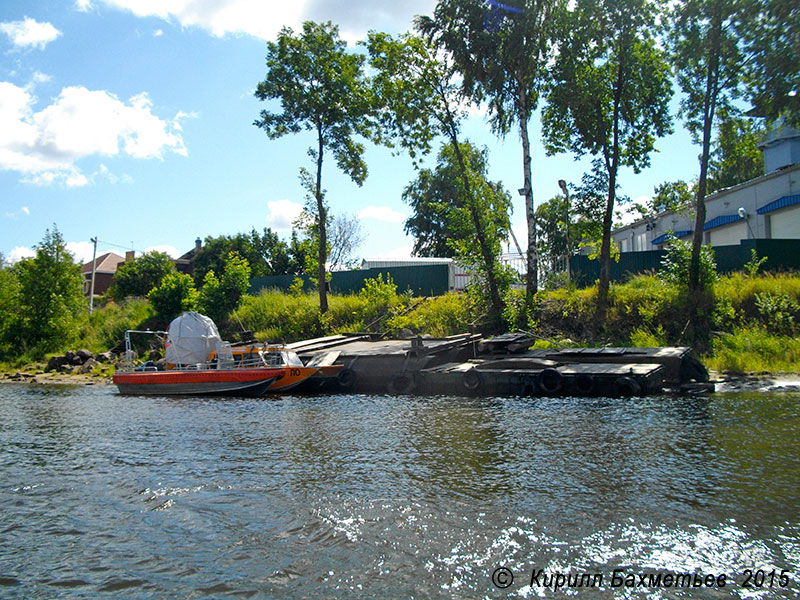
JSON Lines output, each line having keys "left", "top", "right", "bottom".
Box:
{"left": 76, "top": 298, "right": 154, "bottom": 352}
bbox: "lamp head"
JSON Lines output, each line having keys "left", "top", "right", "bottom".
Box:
{"left": 738, "top": 207, "right": 748, "bottom": 219}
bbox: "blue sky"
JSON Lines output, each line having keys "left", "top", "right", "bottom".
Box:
{"left": 1, "top": 0, "right": 702, "bottom": 266}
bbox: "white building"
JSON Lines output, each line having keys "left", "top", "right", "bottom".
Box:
{"left": 612, "top": 123, "right": 800, "bottom": 251}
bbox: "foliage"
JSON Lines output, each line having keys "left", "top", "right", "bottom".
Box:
{"left": 743, "top": 249, "right": 768, "bottom": 278}
{"left": 147, "top": 272, "right": 198, "bottom": 323}
{"left": 198, "top": 252, "right": 252, "bottom": 324}
{"left": 0, "top": 265, "right": 20, "bottom": 357}
{"left": 707, "top": 327, "right": 800, "bottom": 373}
{"left": 388, "top": 293, "right": 475, "bottom": 338}
{"left": 543, "top": 0, "right": 673, "bottom": 320}
{"left": 645, "top": 180, "right": 694, "bottom": 216}
{"left": 366, "top": 32, "right": 509, "bottom": 324}
{"left": 660, "top": 239, "right": 717, "bottom": 288}
{"left": 669, "top": 0, "right": 746, "bottom": 292}
{"left": 419, "top": 0, "right": 566, "bottom": 299}
{"left": 76, "top": 298, "right": 155, "bottom": 353}
{"left": 401, "top": 141, "right": 512, "bottom": 326}
{"left": 12, "top": 226, "right": 87, "bottom": 357}
{"left": 737, "top": 0, "right": 800, "bottom": 127}
{"left": 192, "top": 228, "right": 295, "bottom": 285}
{"left": 706, "top": 111, "right": 765, "bottom": 194}
{"left": 753, "top": 292, "right": 798, "bottom": 336}
{"left": 358, "top": 274, "right": 408, "bottom": 331}
{"left": 255, "top": 21, "right": 375, "bottom": 313}
{"left": 110, "top": 251, "right": 175, "bottom": 301}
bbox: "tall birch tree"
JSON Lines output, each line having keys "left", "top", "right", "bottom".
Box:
{"left": 418, "top": 0, "right": 566, "bottom": 305}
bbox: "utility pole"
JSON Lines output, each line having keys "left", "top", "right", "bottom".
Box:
{"left": 558, "top": 180, "right": 571, "bottom": 282}
{"left": 89, "top": 237, "right": 97, "bottom": 314}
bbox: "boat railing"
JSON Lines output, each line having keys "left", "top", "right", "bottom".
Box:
{"left": 118, "top": 330, "right": 273, "bottom": 373}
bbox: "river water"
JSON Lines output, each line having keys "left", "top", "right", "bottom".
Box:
{"left": 0, "top": 383, "right": 798, "bottom": 598}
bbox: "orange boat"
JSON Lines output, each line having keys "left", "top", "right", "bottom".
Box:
{"left": 113, "top": 366, "right": 284, "bottom": 396}
{"left": 114, "top": 313, "right": 288, "bottom": 397}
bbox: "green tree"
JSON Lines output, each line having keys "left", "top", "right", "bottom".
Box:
{"left": 192, "top": 228, "right": 293, "bottom": 285}
{"left": 111, "top": 251, "right": 175, "bottom": 301}
{"left": 739, "top": 0, "right": 800, "bottom": 126}
{"left": 13, "top": 226, "right": 86, "bottom": 356}
{"left": 707, "top": 111, "right": 764, "bottom": 194}
{"left": 255, "top": 21, "right": 375, "bottom": 314}
{"left": 147, "top": 272, "right": 198, "bottom": 323}
{"left": 402, "top": 141, "right": 512, "bottom": 322}
{"left": 543, "top": 0, "right": 672, "bottom": 322}
{"left": 419, "top": 0, "right": 566, "bottom": 304}
{"left": 366, "top": 31, "right": 508, "bottom": 324}
{"left": 198, "top": 252, "right": 252, "bottom": 324}
{"left": 669, "top": 0, "right": 745, "bottom": 295}
{"left": 649, "top": 180, "right": 694, "bottom": 215}
{"left": 0, "top": 260, "right": 20, "bottom": 357}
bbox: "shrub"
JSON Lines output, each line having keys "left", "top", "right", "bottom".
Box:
{"left": 660, "top": 239, "right": 717, "bottom": 288}
{"left": 147, "top": 272, "right": 198, "bottom": 322}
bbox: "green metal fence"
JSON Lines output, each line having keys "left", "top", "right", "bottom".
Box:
{"left": 249, "top": 263, "right": 451, "bottom": 297}
{"left": 570, "top": 238, "right": 800, "bottom": 287}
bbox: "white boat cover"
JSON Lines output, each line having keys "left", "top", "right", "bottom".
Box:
{"left": 165, "top": 312, "right": 222, "bottom": 366}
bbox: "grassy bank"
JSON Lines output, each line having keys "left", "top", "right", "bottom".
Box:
{"left": 3, "top": 272, "right": 800, "bottom": 377}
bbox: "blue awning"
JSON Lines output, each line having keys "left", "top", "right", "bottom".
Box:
{"left": 703, "top": 214, "right": 744, "bottom": 231}
{"left": 651, "top": 230, "right": 692, "bottom": 245}
{"left": 757, "top": 194, "right": 800, "bottom": 215}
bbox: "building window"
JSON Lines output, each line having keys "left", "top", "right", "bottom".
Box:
{"left": 636, "top": 232, "right": 647, "bottom": 252}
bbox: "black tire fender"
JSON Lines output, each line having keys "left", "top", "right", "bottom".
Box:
{"left": 389, "top": 372, "right": 416, "bottom": 394}
{"left": 538, "top": 368, "right": 564, "bottom": 394}
{"left": 613, "top": 376, "right": 641, "bottom": 397}
{"left": 462, "top": 368, "right": 482, "bottom": 391}
{"left": 573, "top": 373, "right": 595, "bottom": 396}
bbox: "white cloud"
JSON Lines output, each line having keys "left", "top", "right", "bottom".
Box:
{"left": 88, "top": 0, "right": 435, "bottom": 41}
{"left": 0, "top": 82, "right": 187, "bottom": 186}
{"left": 357, "top": 205, "right": 406, "bottom": 223}
{"left": 145, "top": 244, "right": 180, "bottom": 258}
{"left": 0, "top": 17, "right": 61, "bottom": 50}
{"left": 0, "top": 17, "right": 62, "bottom": 50}
{"left": 8, "top": 246, "right": 34, "bottom": 263}
{"left": 266, "top": 199, "right": 303, "bottom": 231}
{"left": 66, "top": 241, "right": 96, "bottom": 263}
{"left": 4, "top": 206, "right": 30, "bottom": 219}
{"left": 153, "top": 28, "right": 163, "bottom": 37}
{"left": 75, "top": 0, "right": 93, "bottom": 12}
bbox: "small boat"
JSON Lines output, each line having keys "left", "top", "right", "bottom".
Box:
{"left": 113, "top": 366, "right": 284, "bottom": 396}
{"left": 113, "top": 312, "right": 285, "bottom": 396}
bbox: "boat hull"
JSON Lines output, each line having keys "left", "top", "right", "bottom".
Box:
{"left": 113, "top": 368, "right": 283, "bottom": 396}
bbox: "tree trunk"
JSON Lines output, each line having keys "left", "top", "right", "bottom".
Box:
{"left": 689, "top": 10, "right": 721, "bottom": 293}
{"left": 518, "top": 85, "right": 538, "bottom": 303}
{"left": 316, "top": 130, "right": 328, "bottom": 314}
{"left": 597, "top": 58, "right": 625, "bottom": 325}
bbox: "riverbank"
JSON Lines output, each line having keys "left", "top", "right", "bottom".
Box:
{"left": 4, "top": 364, "right": 800, "bottom": 394}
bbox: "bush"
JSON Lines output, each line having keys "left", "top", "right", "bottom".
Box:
{"left": 388, "top": 293, "right": 474, "bottom": 337}
{"left": 147, "top": 272, "right": 198, "bottom": 323}
{"left": 77, "top": 299, "right": 155, "bottom": 352}
{"left": 660, "top": 239, "right": 717, "bottom": 288}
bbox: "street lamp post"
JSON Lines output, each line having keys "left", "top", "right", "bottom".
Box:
{"left": 557, "top": 179, "right": 571, "bottom": 282}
